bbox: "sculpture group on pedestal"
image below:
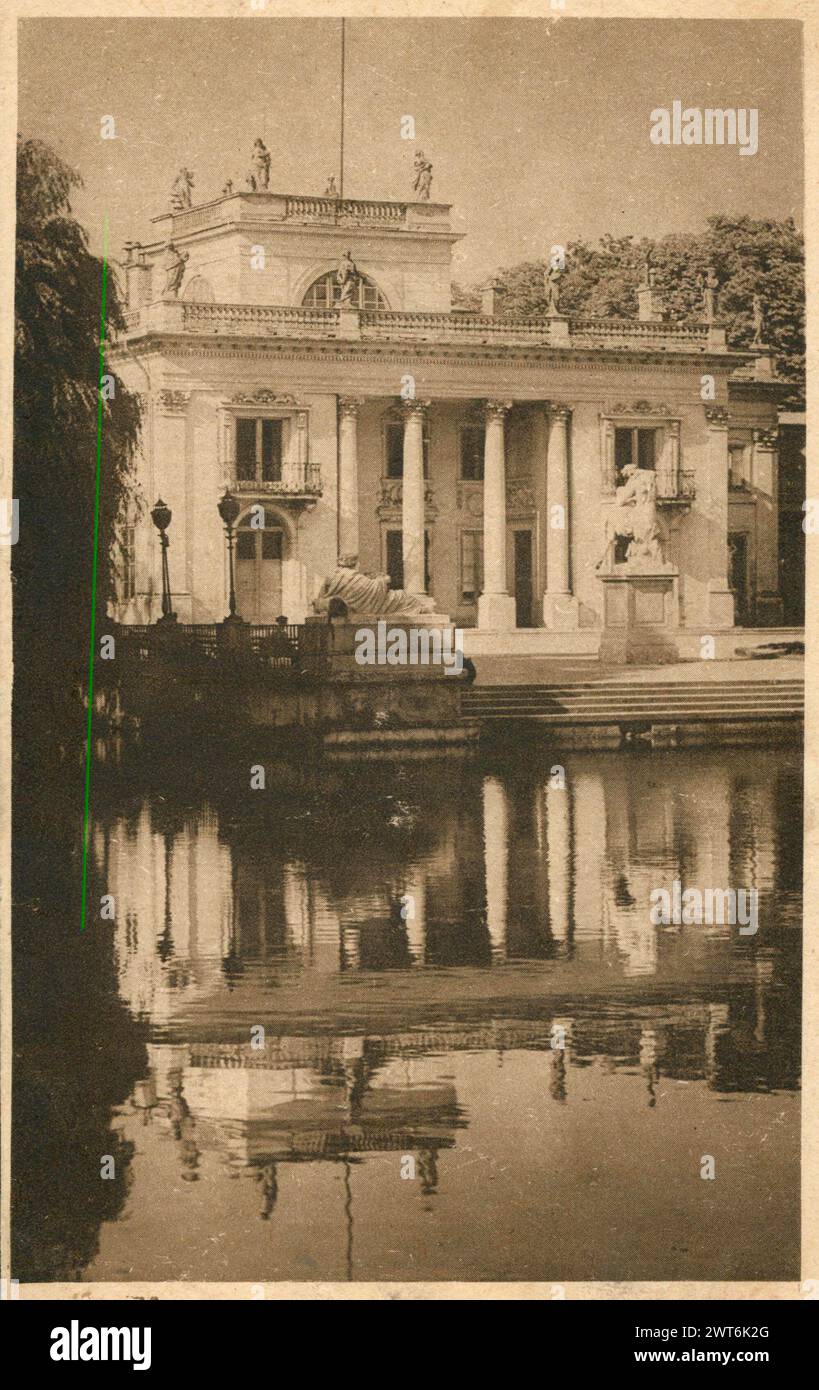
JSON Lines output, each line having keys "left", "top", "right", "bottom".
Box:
{"left": 598, "top": 464, "right": 667, "bottom": 573}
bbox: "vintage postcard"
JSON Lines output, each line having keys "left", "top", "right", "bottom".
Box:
{"left": 1, "top": 0, "right": 815, "bottom": 1321}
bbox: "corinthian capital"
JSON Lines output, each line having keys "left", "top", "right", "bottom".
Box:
{"left": 400, "top": 397, "right": 431, "bottom": 419}
{"left": 483, "top": 399, "right": 513, "bottom": 422}
{"left": 548, "top": 402, "right": 572, "bottom": 421}
{"left": 338, "top": 396, "right": 365, "bottom": 418}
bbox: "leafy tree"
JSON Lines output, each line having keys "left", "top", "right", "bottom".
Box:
{"left": 14, "top": 137, "right": 142, "bottom": 764}
{"left": 477, "top": 218, "right": 804, "bottom": 407}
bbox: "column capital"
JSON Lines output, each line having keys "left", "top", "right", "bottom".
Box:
{"left": 752, "top": 427, "right": 778, "bottom": 450}
{"left": 704, "top": 404, "right": 730, "bottom": 427}
{"left": 399, "top": 397, "right": 431, "bottom": 418}
{"left": 483, "top": 398, "right": 513, "bottom": 422}
{"left": 338, "top": 396, "right": 365, "bottom": 418}
{"left": 548, "top": 402, "right": 572, "bottom": 421}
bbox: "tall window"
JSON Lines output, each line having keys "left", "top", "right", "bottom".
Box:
{"left": 385, "top": 529, "right": 430, "bottom": 590}
{"left": 236, "top": 417, "right": 283, "bottom": 482}
{"left": 302, "top": 271, "right": 388, "bottom": 311}
{"left": 615, "top": 426, "right": 656, "bottom": 474}
{"left": 385, "top": 420, "right": 429, "bottom": 478}
{"left": 460, "top": 426, "right": 485, "bottom": 481}
{"left": 122, "top": 525, "right": 136, "bottom": 601}
{"left": 460, "top": 530, "right": 484, "bottom": 602}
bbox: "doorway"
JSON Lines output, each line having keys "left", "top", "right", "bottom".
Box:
{"left": 728, "top": 532, "right": 752, "bottom": 626}
{"left": 236, "top": 523, "right": 284, "bottom": 622}
{"left": 513, "top": 530, "right": 534, "bottom": 628}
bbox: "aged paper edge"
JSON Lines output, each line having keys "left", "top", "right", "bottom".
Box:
{"left": 0, "top": 0, "right": 815, "bottom": 1303}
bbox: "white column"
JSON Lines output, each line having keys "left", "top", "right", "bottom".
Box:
{"left": 402, "top": 399, "right": 428, "bottom": 596}
{"left": 543, "top": 403, "right": 580, "bottom": 629}
{"left": 338, "top": 397, "right": 363, "bottom": 560}
{"left": 477, "top": 399, "right": 516, "bottom": 630}
{"left": 705, "top": 405, "right": 735, "bottom": 627}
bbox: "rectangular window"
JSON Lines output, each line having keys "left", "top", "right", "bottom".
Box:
{"left": 235, "top": 417, "right": 284, "bottom": 482}
{"left": 237, "top": 418, "right": 256, "bottom": 481}
{"left": 386, "top": 423, "right": 403, "bottom": 479}
{"left": 460, "top": 529, "right": 484, "bottom": 602}
{"left": 236, "top": 531, "right": 256, "bottom": 561}
{"left": 385, "top": 421, "right": 429, "bottom": 478}
{"left": 614, "top": 426, "right": 657, "bottom": 473}
{"left": 123, "top": 525, "right": 136, "bottom": 601}
{"left": 386, "top": 529, "right": 403, "bottom": 589}
{"left": 461, "top": 426, "right": 485, "bottom": 481}
{"left": 385, "top": 531, "right": 431, "bottom": 590}
{"left": 261, "top": 419, "right": 283, "bottom": 482}
{"left": 261, "top": 530, "right": 283, "bottom": 561}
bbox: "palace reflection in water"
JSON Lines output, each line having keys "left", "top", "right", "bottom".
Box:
{"left": 82, "top": 747, "right": 800, "bottom": 1284}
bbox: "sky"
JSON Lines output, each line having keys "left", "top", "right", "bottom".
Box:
{"left": 18, "top": 16, "right": 804, "bottom": 284}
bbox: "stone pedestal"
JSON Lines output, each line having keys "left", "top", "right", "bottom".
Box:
{"left": 598, "top": 569, "right": 680, "bottom": 664}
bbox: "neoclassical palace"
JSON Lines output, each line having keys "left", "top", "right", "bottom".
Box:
{"left": 112, "top": 182, "right": 787, "bottom": 653}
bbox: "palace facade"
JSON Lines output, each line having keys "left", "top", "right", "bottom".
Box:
{"left": 112, "top": 186, "right": 788, "bottom": 652}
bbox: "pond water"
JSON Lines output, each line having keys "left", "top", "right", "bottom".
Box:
{"left": 15, "top": 744, "right": 801, "bottom": 1284}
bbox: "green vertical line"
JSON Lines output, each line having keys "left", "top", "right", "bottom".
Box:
{"left": 80, "top": 218, "right": 109, "bottom": 932}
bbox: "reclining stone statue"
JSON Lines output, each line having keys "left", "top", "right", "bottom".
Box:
{"left": 313, "top": 555, "right": 437, "bottom": 619}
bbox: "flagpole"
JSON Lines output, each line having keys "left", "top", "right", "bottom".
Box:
{"left": 339, "top": 17, "right": 346, "bottom": 198}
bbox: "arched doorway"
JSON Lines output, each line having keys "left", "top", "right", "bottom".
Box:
{"left": 235, "top": 507, "right": 287, "bottom": 622}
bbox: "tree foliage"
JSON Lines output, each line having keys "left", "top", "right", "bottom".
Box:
{"left": 14, "top": 137, "right": 142, "bottom": 756}
{"left": 475, "top": 217, "right": 804, "bottom": 407}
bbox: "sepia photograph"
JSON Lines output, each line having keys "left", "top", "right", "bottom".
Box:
{"left": 2, "top": 0, "right": 814, "bottom": 1333}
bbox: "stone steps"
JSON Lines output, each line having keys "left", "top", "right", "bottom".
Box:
{"left": 462, "top": 678, "right": 803, "bottom": 724}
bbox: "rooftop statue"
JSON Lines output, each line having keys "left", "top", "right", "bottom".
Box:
{"left": 336, "top": 249, "right": 360, "bottom": 306}
{"left": 751, "top": 293, "right": 766, "bottom": 347}
{"left": 641, "top": 246, "right": 657, "bottom": 288}
{"left": 313, "top": 556, "right": 436, "bottom": 618}
{"left": 324, "top": 176, "right": 340, "bottom": 199}
{"left": 170, "top": 167, "right": 194, "bottom": 212}
{"left": 413, "top": 150, "right": 433, "bottom": 201}
{"left": 544, "top": 262, "right": 563, "bottom": 315}
{"left": 598, "top": 463, "right": 666, "bottom": 573}
{"left": 161, "top": 241, "right": 189, "bottom": 298}
{"left": 700, "top": 266, "right": 720, "bottom": 323}
{"left": 247, "top": 138, "right": 271, "bottom": 192}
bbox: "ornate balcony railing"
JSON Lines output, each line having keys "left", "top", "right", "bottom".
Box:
{"left": 228, "top": 460, "right": 322, "bottom": 498}
{"left": 118, "top": 301, "right": 726, "bottom": 354}
{"left": 655, "top": 468, "right": 696, "bottom": 502}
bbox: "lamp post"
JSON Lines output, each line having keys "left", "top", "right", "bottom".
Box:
{"left": 217, "top": 488, "right": 242, "bottom": 623}
{"left": 150, "top": 497, "right": 177, "bottom": 624}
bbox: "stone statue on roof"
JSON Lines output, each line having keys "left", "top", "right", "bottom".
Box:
{"left": 751, "top": 294, "right": 766, "bottom": 347}
{"left": 324, "top": 176, "right": 340, "bottom": 199}
{"left": 170, "top": 168, "right": 194, "bottom": 212}
{"left": 162, "top": 241, "right": 189, "bottom": 298}
{"left": 336, "top": 250, "right": 360, "bottom": 306}
{"left": 700, "top": 266, "right": 720, "bottom": 323}
{"left": 544, "top": 262, "right": 563, "bottom": 315}
{"left": 247, "top": 138, "right": 271, "bottom": 191}
{"left": 413, "top": 150, "right": 433, "bottom": 201}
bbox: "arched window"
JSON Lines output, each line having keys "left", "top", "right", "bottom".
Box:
{"left": 302, "top": 271, "right": 388, "bottom": 311}
{"left": 182, "top": 275, "right": 215, "bottom": 303}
